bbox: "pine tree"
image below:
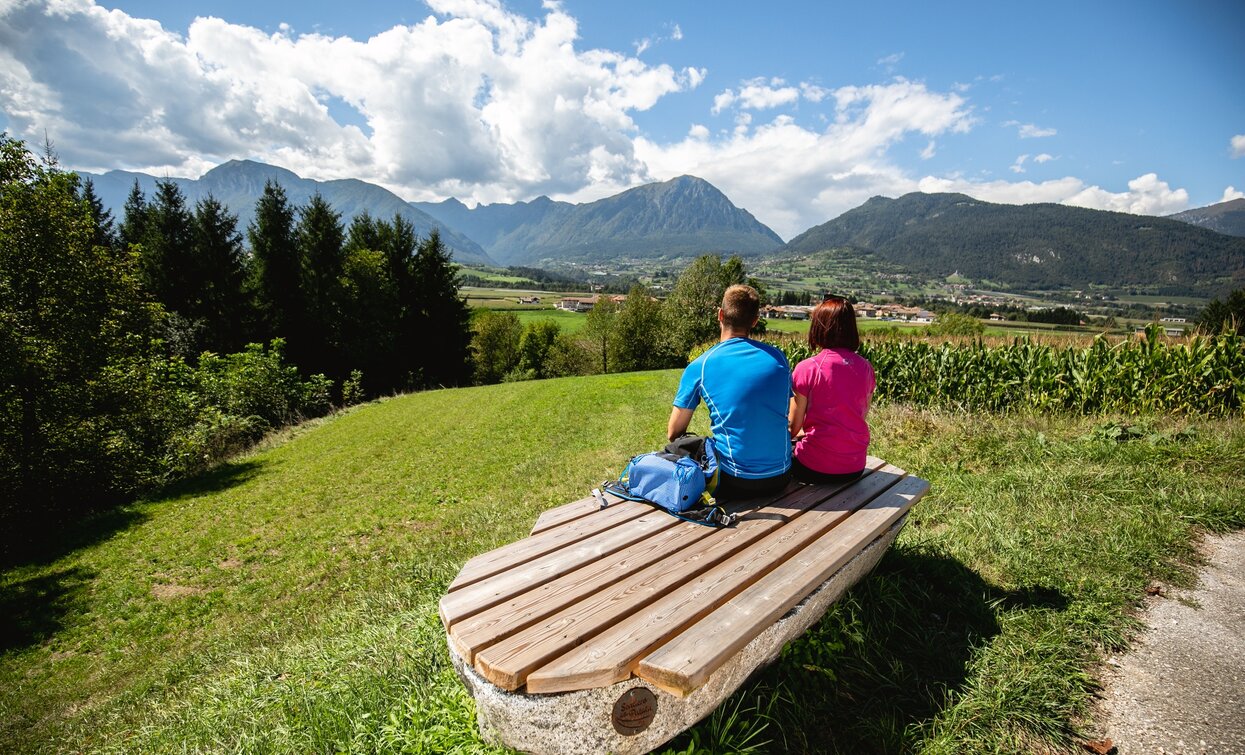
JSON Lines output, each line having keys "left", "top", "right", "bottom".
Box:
{"left": 192, "top": 195, "right": 250, "bottom": 353}
{"left": 79, "top": 177, "right": 117, "bottom": 250}
{"left": 412, "top": 230, "right": 472, "bottom": 387}
{"left": 295, "top": 193, "right": 346, "bottom": 378}
{"left": 118, "top": 179, "right": 148, "bottom": 251}
{"left": 247, "top": 180, "right": 303, "bottom": 358}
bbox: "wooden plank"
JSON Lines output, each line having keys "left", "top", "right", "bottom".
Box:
{"left": 450, "top": 462, "right": 885, "bottom": 666}
{"left": 440, "top": 509, "right": 682, "bottom": 630}
{"left": 636, "top": 475, "right": 930, "bottom": 696}
{"left": 521, "top": 466, "right": 908, "bottom": 694}
{"left": 529, "top": 489, "right": 626, "bottom": 536}
{"left": 449, "top": 521, "right": 718, "bottom": 663}
{"left": 446, "top": 499, "right": 650, "bottom": 593}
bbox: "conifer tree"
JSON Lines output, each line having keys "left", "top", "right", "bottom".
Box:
{"left": 412, "top": 230, "right": 472, "bottom": 387}
{"left": 247, "top": 180, "right": 303, "bottom": 357}
{"left": 79, "top": 177, "right": 117, "bottom": 250}
{"left": 191, "top": 195, "right": 250, "bottom": 353}
{"left": 295, "top": 193, "right": 346, "bottom": 377}
{"left": 118, "top": 179, "right": 148, "bottom": 250}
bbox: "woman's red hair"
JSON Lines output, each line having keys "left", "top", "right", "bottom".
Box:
{"left": 807, "top": 297, "right": 860, "bottom": 351}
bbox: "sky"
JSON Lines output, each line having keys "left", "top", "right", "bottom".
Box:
{"left": 1, "top": 0, "right": 1243, "bottom": 240}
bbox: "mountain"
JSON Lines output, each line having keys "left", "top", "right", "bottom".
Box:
{"left": 415, "top": 175, "right": 784, "bottom": 265}
{"left": 1168, "top": 198, "right": 1245, "bottom": 237}
{"left": 783, "top": 192, "right": 1245, "bottom": 295}
{"left": 82, "top": 160, "right": 495, "bottom": 265}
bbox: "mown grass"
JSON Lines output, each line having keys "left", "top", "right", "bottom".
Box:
{"left": 2, "top": 372, "right": 1242, "bottom": 754}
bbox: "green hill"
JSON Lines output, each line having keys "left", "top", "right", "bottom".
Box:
{"left": 783, "top": 192, "right": 1245, "bottom": 295}
{"left": 2, "top": 373, "right": 1242, "bottom": 753}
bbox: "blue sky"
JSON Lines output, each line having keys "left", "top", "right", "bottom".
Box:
{"left": 1, "top": 0, "right": 1242, "bottom": 238}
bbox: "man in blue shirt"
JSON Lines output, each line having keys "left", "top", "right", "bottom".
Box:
{"left": 668, "top": 284, "right": 793, "bottom": 499}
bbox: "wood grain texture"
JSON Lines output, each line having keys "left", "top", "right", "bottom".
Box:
{"left": 528, "top": 489, "right": 626, "bottom": 536}
{"left": 636, "top": 475, "right": 930, "bottom": 695}
{"left": 520, "top": 466, "right": 909, "bottom": 693}
{"left": 440, "top": 509, "right": 682, "bottom": 630}
{"left": 446, "top": 498, "right": 649, "bottom": 593}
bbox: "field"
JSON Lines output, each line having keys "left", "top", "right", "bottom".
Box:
{"left": 3, "top": 372, "right": 1243, "bottom": 754}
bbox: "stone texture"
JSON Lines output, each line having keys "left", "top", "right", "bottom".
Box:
{"left": 449, "top": 517, "right": 906, "bottom": 755}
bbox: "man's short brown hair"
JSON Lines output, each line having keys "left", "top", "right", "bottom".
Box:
{"left": 720, "top": 284, "right": 760, "bottom": 331}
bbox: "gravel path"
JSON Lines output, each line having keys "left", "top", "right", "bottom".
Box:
{"left": 1096, "top": 530, "right": 1245, "bottom": 755}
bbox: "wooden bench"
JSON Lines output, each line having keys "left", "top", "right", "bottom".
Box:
{"left": 440, "top": 457, "right": 929, "bottom": 755}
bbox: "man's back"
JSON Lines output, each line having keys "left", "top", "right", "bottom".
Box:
{"left": 673, "top": 337, "right": 791, "bottom": 480}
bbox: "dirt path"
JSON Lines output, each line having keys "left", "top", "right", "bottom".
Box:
{"left": 1095, "top": 530, "right": 1245, "bottom": 755}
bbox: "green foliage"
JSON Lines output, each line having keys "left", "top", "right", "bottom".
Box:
{"left": 611, "top": 283, "right": 674, "bottom": 372}
{"left": 771, "top": 326, "right": 1245, "bottom": 416}
{"left": 517, "top": 319, "right": 562, "bottom": 379}
{"left": 1196, "top": 287, "right": 1245, "bottom": 335}
{"left": 926, "top": 311, "right": 985, "bottom": 337}
{"left": 470, "top": 310, "right": 522, "bottom": 384}
{"left": 582, "top": 295, "right": 621, "bottom": 373}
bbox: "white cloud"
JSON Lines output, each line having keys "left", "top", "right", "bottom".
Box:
{"left": 1033, "top": 153, "right": 1054, "bottom": 163}
{"left": 877, "top": 52, "right": 903, "bottom": 70}
{"left": 1232, "top": 134, "right": 1245, "bottom": 158}
{"left": 736, "top": 77, "right": 800, "bottom": 110}
{"left": 920, "top": 140, "right": 936, "bottom": 160}
{"left": 1003, "top": 120, "right": 1057, "bottom": 138}
{"left": 637, "top": 79, "right": 976, "bottom": 237}
{"left": 917, "top": 172, "right": 1190, "bottom": 216}
{"left": 0, "top": 0, "right": 701, "bottom": 202}
{"left": 1222, "top": 186, "right": 1245, "bottom": 202}
{"left": 634, "top": 21, "right": 682, "bottom": 56}
{"left": 711, "top": 90, "right": 736, "bottom": 115}
{"left": 1010, "top": 154, "right": 1029, "bottom": 173}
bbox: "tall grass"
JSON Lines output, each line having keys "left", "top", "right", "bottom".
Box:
{"left": 773, "top": 326, "right": 1244, "bottom": 416}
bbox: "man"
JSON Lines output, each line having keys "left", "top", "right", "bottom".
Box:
{"left": 668, "top": 284, "right": 792, "bottom": 499}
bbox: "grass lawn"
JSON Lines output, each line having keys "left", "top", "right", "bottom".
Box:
{"left": 2, "top": 373, "right": 1242, "bottom": 753}
{"left": 511, "top": 308, "right": 588, "bottom": 334}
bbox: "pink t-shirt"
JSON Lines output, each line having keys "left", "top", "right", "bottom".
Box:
{"left": 792, "top": 348, "right": 875, "bottom": 474}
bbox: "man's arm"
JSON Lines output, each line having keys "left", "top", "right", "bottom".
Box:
{"left": 668, "top": 406, "right": 694, "bottom": 441}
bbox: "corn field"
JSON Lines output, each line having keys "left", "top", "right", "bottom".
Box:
{"left": 771, "top": 326, "right": 1245, "bottom": 416}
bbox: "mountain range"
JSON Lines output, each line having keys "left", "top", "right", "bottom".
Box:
{"left": 81, "top": 159, "right": 1245, "bottom": 295}
{"left": 783, "top": 192, "right": 1245, "bottom": 296}
{"left": 83, "top": 161, "right": 496, "bottom": 265}
{"left": 1168, "top": 198, "right": 1245, "bottom": 237}
{"left": 413, "top": 175, "right": 783, "bottom": 265}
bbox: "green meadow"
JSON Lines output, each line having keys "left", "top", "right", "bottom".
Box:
{"left": 3, "top": 372, "right": 1243, "bottom": 753}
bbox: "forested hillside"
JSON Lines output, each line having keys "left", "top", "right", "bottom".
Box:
{"left": 784, "top": 192, "right": 1245, "bottom": 295}
{"left": 85, "top": 160, "right": 494, "bottom": 265}
{"left": 1169, "top": 198, "right": 1245, "bottom": 237}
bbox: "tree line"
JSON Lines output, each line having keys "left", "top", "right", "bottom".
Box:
{"left": 0, "top": 134, "right": 471, "bottom": 536}
{"left": 468, "top": 254, "right": 764, "bottom": 383}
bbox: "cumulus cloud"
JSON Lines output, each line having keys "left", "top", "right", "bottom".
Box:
{"left": 637, "top": 79, "right": 976, "bottom": 236}
{"left": 917, "top": 172, "right": 1189, "bottom": 216}
{"left": 1033, "top": 153, "right": 1054, "bottom": 163}
{"left": 1232, "top": 134, "right": 1245, "bottom": 158}
{"left": 1010, "top": 154, "right": 1029, "bottom": 173}
{"left": 0, "top": 0, "right": 702, "bottom": 201}
{"left": 1003, "top": 120, "right": 1057, "bottom": 138}
{"left": 1222, "top": 186, "right": 1245, "bottom": 202}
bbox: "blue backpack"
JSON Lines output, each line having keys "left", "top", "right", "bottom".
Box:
{"left": 600, "top": 437, "right": 734, "bottom": 527}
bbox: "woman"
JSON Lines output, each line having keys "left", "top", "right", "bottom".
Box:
{"left": 788, "top": 297, "right": 876, "bottom": 484}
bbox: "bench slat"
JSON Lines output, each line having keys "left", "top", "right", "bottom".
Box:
{"left": 449, "top": 520, "right": 718, "bottom": 663}
{"left": 636, "top": 475, "right": 930, "bottom": 696}
{"left": 469, "top": 471, "right": 874, "bottom": 691}
{"left": 529, "top": 493, "right": 613, "bottom": 536}
{"left": 440, "top": 509, "right": 683, "bottom": 630}
{"left": 446, "top": 497, "right": 647, "bottom": 593}
{"left": 521, "top": 466, "right": 909, "bottom": 694}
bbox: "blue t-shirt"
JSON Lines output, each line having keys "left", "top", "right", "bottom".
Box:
{"left": 673, "top": 338, "right": 792, "bottom": 479}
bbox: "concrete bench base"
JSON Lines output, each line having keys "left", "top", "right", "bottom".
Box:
{"left": 448, "top": 515, "right": 906, "bottom": 755}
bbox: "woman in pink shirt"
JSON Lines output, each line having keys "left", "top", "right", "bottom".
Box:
{"left": 788, "top": 297, "right": 876, "bottom": 484}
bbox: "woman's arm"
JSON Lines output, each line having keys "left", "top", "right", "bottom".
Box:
{"left": 788, "top": 393, "right": 808, "bottom": 439}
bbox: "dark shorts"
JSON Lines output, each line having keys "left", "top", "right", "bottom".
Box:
{"left": 790, "top": 457, "right": 865, "bottom": 486}
{"left": 713, "top": 468, "right": 792, "bottom": 500}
